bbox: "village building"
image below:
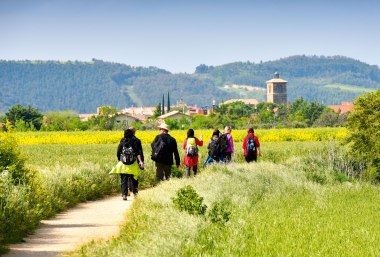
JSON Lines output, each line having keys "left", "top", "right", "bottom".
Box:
{"left": 222, "top": 98, "right": 259, "bottom": 106}
{"left": 328, "top": 102, "right": 354, "bottom": 113}
{"left": 187, "top": 105, "right": 207, "bottom": 115}
{"left": 157, "top": 110, "right": 191, "bottom": 123}
{"left": 79, "top": 113, "right": 97, "bottom": 121}
{"left": 266, "top": 72, "right": 287, "bottom": 104}
{"left": 122, "top": 106, "right": 155, "bottom": 121}
{"left": 114, "top": 112, "right": 141, "bottom": 126}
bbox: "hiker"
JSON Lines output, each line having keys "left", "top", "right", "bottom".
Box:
{"left": 151, "top": 123, "right": 180, "bottom": 182}
{"left": 203, "top": 129, "right": 221, "bottom": 167}
{"left": 182, "top": 129, "right": 203, "bottom": 177}
{"left": 129, "top": 126, "right": 144, "bottom": 169}
{"left": 112, "top": 129, "right": 144, "bottom": 200}
{"left": 220, "top": 126, "right": 234, "bottom": 163}
{"left": 242, "top": 128, "right": 261, "bottom": 163}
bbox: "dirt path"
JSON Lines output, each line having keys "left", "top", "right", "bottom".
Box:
{"left": 4, "top": 195, "right": 134, "bottom": 257}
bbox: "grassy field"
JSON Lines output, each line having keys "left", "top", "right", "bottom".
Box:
{"left": 3, "top": 131, "right": 378, "bottom": 255}
{"left": 64, "top": 160, "right": 380, "bottom": 257}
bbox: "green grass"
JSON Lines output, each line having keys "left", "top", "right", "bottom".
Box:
{"left": 64, "top": 160, "right": 380, "bottom": 257}
{"left": 4, "top": 141, "right": 378, "bottom": 256}
{"left": 324, "top": 83, "right": 375, "bottom": 93}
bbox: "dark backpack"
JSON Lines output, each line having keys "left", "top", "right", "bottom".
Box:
{"left": 218, "top": 133, "right": 229, "bottom": 153}
{"left": 208, "top": 138, "right": 220, "bottom": 159}
{"left": 151, "top": 136, "right": 166, "bottom": 161}
{"left": 120, "top": 139, "right": 136, "bottom": 165}
{"left": 246, "top": 136, "right": 256, "bottom": 155}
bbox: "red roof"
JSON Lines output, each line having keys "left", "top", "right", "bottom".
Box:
{"left": 328, "top": 102, "right": 354, "bottom": 114}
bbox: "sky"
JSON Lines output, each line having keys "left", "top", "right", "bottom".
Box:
{"left": 1, "top": 0, "right": 379, "bottom": 73}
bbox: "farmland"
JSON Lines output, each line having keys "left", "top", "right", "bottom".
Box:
{"left": 1, "top": 127, "right": 379, "bottom": 256}
{"left": 1, "top": 127, "right": 348, "bottom": 145}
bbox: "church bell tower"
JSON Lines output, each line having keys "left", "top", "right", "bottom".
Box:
{"left": 266, "top": 72, "right": 287, "bottom": 104}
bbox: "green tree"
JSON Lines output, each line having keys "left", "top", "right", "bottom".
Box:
{"left": 88, "top": 106, "right": 118, "bottom": 130}
{"left": 162, "top": 94, "right": 165, "bottom": 115}
{"left": 167, "top": 92, "right": 171, "bottom": 112}
{"left": 345, "top": 90, "right": 380, "bottom": 177}
{"left": 152, "top": 103, "right": 162, "bottom": 118}
{"left": 42, "top": 110, "right": 85, "bottom": 131}
{"left": 5, "top": 104, "right": 43, "bottom": 130}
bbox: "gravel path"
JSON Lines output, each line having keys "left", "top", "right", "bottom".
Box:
{"left": 4, "top": 195, "right": 134, "bottom": 257}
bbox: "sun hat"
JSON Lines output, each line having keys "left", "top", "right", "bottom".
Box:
{"left": 158, "top": 123, "right": 170, "bottom": 131}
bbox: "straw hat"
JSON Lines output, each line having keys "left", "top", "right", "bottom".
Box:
{"left": 158, "top": 123, "right": 170, "bottom": 131}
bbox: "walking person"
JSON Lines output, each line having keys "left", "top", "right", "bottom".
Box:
{"left": 151, "top": 123, "right": 180, "bottom": 182}
{"left": 129, "top": 126, "right": 144, "bottom": 169}
{"left": 110, "top": 128, "right": 144, "bottom": 200}
{"left": 220, "top": 126, "right": 234, "bottom": 163}
{"left": 203, "top": 129, "right": 221, "bottom": 167}
{"left": 182, "top": 129, "right": 203, "bottom": 177}
{"left": 242, "top": 128, "right": 261, "bottom": 163}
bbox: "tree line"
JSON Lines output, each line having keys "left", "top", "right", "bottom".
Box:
{"left": 0, "top": 97, "right": 350, "bottom": 132}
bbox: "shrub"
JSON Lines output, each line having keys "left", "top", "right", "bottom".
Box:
{"left": 172, "top": 185, "right": 207, "bottom": 215}
{"left": 208, "top": 199, "right": 231, "bottom": 225}
{"left": 345, "top": 90, "right": 380, "bottom": 180}
{"left": 0, "top": 134, "right": 35, "bottom": 185}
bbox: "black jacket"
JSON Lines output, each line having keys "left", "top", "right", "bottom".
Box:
{"left": 117, "top": 136, "right": 143, "bottom": 161}
{"left": 151, "top": 133, "right": 180, "bottom": 166}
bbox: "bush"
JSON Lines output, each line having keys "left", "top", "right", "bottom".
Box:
{"left": 172, "top": 185, "right": 207, "bottom": 215}
{"left": 345, "top": 90, "right": 380, "bottom": 181}
{"left": 208, "top": 199, "right": 231, "bottom": 225}
{"left": 0, "top": 134, "right": 43, "bottom": 244}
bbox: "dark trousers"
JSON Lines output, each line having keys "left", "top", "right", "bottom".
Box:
{"left": 120, "top": 174, "right": 138, "bottom": 196}
{"left": 155, "top": 162, "right": 172, "bottom": 182}
{"left": 245, "top": 154, "right": 257, "bottom": 163}
{"left": 185, "top": 165, "right": 198, "bottom": 177}
{"left": 223, "top": 152, "right": 232, "bottom": 163}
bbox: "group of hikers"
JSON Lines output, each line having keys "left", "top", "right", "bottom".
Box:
{"left": 111, "top": 123, "right": 260, "bottom": 200}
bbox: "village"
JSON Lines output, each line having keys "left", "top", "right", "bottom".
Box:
{"left": 79, "top": 72, "right": 354, "bottom": 127}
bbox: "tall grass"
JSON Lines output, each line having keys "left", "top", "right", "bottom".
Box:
{"left": 65, "top": 161, "right": 380, "bottom": 257}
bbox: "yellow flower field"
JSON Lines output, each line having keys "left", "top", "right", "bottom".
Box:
{"left": 0, "top": 127, "right": 347, "bottom": 145}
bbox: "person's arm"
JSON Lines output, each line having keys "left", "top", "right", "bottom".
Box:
{"left": 183, "top": 138, "right": 187, "bottom": 149}
{"left": 137, "top": 139, "right": 144, "bottom": 162}
{"left": 133, "top": 139, "right": 144, "bottom": 168}
{"left": 195, "top": 137, "right": 203, "bottom": 146}
{"left": 242, "top": 137, "right": 247, "bottom": 154}
{"left": 173, "top": 139, "right": 181, "bottom": 167}
{"left": 229, "top": 134, "right": 234, "bottom": 153}
{"left": 255, "top": 137, "right": 261, "bottom": 156}
{"left": 116, "top": 139, "right": 123, "bottom": 160}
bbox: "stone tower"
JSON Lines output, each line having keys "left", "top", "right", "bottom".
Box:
{"left": 266, "top": 72, "right": 287, "bottom": 104}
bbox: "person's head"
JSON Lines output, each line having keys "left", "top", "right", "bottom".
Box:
{"left": 187, "top": 129, "right": 195, "bottom": 138}
{"left": 224, "top": 126, "right": 232, "bottom": 134}
{"left": 124, "top": 129, "right": 134, "bottom": 138}
{"left": 157, "top": 123, "right": 169, "bottom": 134}
{"left": 129, "top": 126, "right": 136, "bottom": 135}
{"left": 212, "top": 129, "right": 220, "bottom": 137}
{"left": 247, "top": 128, "right": 254, "bottom": 134}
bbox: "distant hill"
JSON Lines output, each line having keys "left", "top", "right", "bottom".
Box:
{"left": 0, "top": 56, "right": 379, "bottom": 113}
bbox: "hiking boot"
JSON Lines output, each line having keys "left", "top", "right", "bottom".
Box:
{"left": 122, "top": 195, "right": 128, "bottom": 201}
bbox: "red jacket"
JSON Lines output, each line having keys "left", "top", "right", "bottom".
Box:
{"left": 242, "top": 133, "right": 260, "bottom": 156}
{"left": 182, "top": 137, "right": 203, "bottom": 167}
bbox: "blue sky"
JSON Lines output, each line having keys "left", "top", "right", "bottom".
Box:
{"left": 1, "top": 0, "right": 379, "bottom": 73}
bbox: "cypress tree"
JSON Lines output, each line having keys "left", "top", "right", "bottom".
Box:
{"left": 167, "top": 92, "right": 171, "bottom": 112}
{"left": 162, "top": 94, "right": 165, "bottom": 115}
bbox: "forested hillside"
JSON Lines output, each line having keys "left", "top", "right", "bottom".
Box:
{"left": 0, "top": 60, "right": 169, "bottom": 113}
{"left": 1, "top": 56, "right": 379, "bottom": 113}
{"left": 197, "top": 55, "right": 380, "bottom": 104}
